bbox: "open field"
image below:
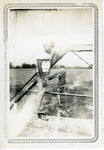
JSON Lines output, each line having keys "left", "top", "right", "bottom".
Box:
{"left": 10, "top": 68, "right": 93, "bottom": 119}
{"left": 10, "top": 68, "right": 93, "bottom": 98}
{"left": 10, "top": 69, "right": 36, "bottom": 100}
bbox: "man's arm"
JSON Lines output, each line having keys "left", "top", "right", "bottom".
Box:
{"left": 50, "top": 50, "right": 68, "bottom": 69}
{"left": 37, "top": 59, "right": 47, "bottom": 87}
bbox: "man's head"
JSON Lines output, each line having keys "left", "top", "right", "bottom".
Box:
{"left": 43, "top": 41, "right": 55, "bottom": 53}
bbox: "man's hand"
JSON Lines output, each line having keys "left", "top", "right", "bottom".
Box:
{"left": 42, "top": 79, "right": 47, "bottom": 87}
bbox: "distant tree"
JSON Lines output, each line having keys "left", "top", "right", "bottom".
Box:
{"left": 31, "top": 64, "right": 37, "bottom": 68}
{"left": 13, "top": 63, "right": 37, "bottom": 69}
{"left": 15, "top": 65, "right": 20, "bottom": 69}
{"left": 10, "top": 62, "right": 13, "bottom": 69}
{"left": 21, "top": 63, "right": 31, "bottom": 68}
{"left": 60, "top": 65, "right": 65, "bottom": 68}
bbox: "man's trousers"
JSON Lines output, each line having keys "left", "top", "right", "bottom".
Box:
{"left": 36, "top": 68, "right": 66, "bottom": 114}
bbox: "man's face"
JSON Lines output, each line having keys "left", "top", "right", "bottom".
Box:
{"left": 44, "top": 43, "right": 53, "bottom": 53}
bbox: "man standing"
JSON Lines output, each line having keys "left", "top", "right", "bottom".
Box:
{"left": 36, "top": 41, "right": 66, "bottom": 121}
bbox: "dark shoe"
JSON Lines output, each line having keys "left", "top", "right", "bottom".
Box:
{"left": 38, "top": 113, "right": 49, "bottom": 121}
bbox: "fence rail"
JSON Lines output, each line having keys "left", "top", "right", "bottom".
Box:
{"left": 45, "top": 91, "right": 93, "bottom": 98}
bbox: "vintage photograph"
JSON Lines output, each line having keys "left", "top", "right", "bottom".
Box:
{"left": 8, "top": 6, "right": 95, "bottom": 141}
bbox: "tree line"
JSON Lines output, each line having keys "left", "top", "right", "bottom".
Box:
{"left": 10, "top": 62, "right": 37, "bottom": 69}
{"left": 10, "top": 62, "right": 66, "bottom": 69}
{"left": 10, "top": 62, "right": 92, "bottom": 69}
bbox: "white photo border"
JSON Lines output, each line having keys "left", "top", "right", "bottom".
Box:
{"left": 3, "top": 3, "right": 99, "bottom": 143}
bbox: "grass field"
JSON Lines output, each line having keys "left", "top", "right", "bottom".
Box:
{"left": 10, "top": 68, "right": 93, "bottom": 119}
{"left": 10, "top": 69, "right": 36, "bottom": 99}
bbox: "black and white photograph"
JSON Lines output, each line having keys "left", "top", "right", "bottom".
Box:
{"left": 0, "top": 0, "right": 103, "bottom": 147}
{"left": 8, "top": 6, "right": 95, "bottom": 140}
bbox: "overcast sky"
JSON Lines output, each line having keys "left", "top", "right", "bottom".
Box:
{"left": 8, "top": 8, "right": 93, "bottom": 67}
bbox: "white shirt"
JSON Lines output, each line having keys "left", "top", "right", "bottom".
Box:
{"left": 36, "top": 50, "right": 52, "bottom": 72}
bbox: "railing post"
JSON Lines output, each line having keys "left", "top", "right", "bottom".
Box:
{"left": 57, "top": 88, "right": 61, "bottom": 118}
